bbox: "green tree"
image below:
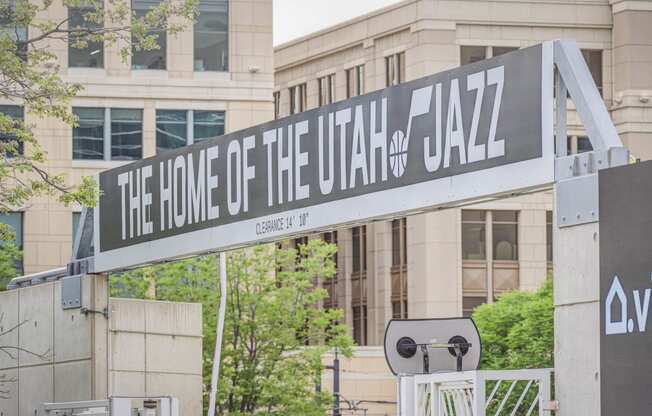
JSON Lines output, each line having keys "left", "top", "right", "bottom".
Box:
{"left": 111, "top": 239, "right": 354, "bottom": 415}
{"left": 472, "top": 278, "right": 554, "bottom": 370}
{"left": 0, "top": 241, "right": 21, "bottom": 291}
{"left": 0, "top": 0, "right": 198, "bottom": 212}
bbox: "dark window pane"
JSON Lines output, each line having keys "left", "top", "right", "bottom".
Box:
{"left": 351, "top": 225, "right": 366, "bottom": 272}
{"left": 492, "top": 46, "right": 518, "bottom": 57}
{"left": 460, "top": 45, "right": 486, "bottom": 65}
{"left": 462, "top": 223, "right": 486, "bottom": 260}
{"left": 132, "top": 0, "right": 166, "bottom": 70}
{"left": 72, "top": 212, "right": 81, "bottom": 246}
{"left": 493, "top": 211, "right": 518, "bottom": 223}
{"left": 111, "top": 109, "right": 142, "bottom": 160}
{"left": 0, "top": 2, "right": 28, "bottom": 61}
{"left": 463, "top": 296, "right": 486, "bottom": 317}
{"left": 193, "top": 110, "right": 225, "bottom": 143}
{"left": 194, "top": 0, "right": 228, "bottom": 71}
{"left": 0, "top": 105, "right": 24, "bottom": 155}
{"left": 73, "top": 107, "right": 105, "bottom": 160}
{"left": 577, "top": 136, "right": 593, "bottom": 153}
{"left": 156, "top": 110, "right": 187, "bottom": 152}
{"left": 68, "top": 7, "right": 104, "bottom": 68}
{"left": 581, "top": 49, "right": 602, "bottom": 96}
{"left": 493, "top": 224, "right": 518, "bottom": 260}
{"left": 462, "top": 210, "right": 484, "bottom": 222}
{"left": 0, "top": 212, "right": 22, "bottom": 248}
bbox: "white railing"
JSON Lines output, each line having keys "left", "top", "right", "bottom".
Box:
{"left": 398, "top": 369, "right": 553, "bottom": 416}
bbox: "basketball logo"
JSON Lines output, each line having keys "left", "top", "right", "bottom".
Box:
{"left": 389, "top": 130, "right": 408, "bottom": 177}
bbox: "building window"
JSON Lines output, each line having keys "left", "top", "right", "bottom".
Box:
{"left": 351, "top": 225, "right": 367, "bottom": 345}
{"left": 72, "top": 212, "right": 81, "bottom": 245}
{"left": 0, "top": 105, "right": 24, "bottom": 155}
{"left": 194, "top": 0, "right": 228, "bottom": 71}
{"left": 156, "top": 109, "right": 225, "bottom": 153}
{"left": 460, "top": 45, "right": 518, "bottom": 66}
{"left": 0, "top": 2, "right": 28, "bottom": 61}
{"left": 462, "top": 210, "right": 520, "bottom": 316}
{"left": 491, "top": 46, "right": 518, "bottom": 57}
{"left": 392, "top": 218, "right": 408, "bottom": 319}
{"left": 193, "top": 110, "right": 225, "bottom": 143}
{"left": 289, "top": 83, "right": 307, "bottom": 114}
{"left": 322, "top": 231, "right": 338, "bottom": 309}
{"left": 0, "top": 212, "right": 23, "bottom": 274}
{"left": 462, "top": 210, "right": 486, "bottom": 260}
{"left": 73, "top": 108, "right": 143, "bottom": 161}
{"left": 156, "top": 110, "right": 187, "bottom": 152}
{"left": 68, "top": 6, "right": 104, "bottom": 68}
{"left": 493, "top": 211, "right": 518, "bottom": 261}
{"left": 352, "top": 305, "right": 367, "bottom": 345}
{"left": 352, "top": 226, "right": 366, "bottom": 273}
{"left": 385, "top": 52, "right": 405, "bottom": 87}
{"left": 346, "top": 64, "right": 365, "bottom": 98}
{"left": 546, "top": 211, "right": 553, "bottom": 264}
{"left": 318, "top": 74, "right": 335, "bottom": 106}
{"left": 460, "top": 46, "right": 486, "bottom": 65}
{"left": 581, "top": 49, "right": 602, "bottom": 96}
{"left": 111, "top": 109, "right": 144, "bottom": 160}
{"left": 132, "top": 0, "right": 166, "bottom": 70}
{"left": 566, "top": 135, "right": 593, "bottom": 155}
{"left": 273, "top": 91, "right": 280, "bottom": 120}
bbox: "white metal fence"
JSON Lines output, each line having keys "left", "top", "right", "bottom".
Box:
{"left": 398, "top": 369, "right": 553, "bottom": 416}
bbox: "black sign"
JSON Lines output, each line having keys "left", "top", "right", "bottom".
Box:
{"left": 95, "top": 44, "right": 552, "bottom": 271}
{"left": 600, "top": 160, "right": 652, "bottom": 415}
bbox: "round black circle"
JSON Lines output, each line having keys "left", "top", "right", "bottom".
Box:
{"left": 447, "top": 335, "right": 469, "bottom": 357}
{"left": 396, "top": 336, "right": 417, "bottom": 358}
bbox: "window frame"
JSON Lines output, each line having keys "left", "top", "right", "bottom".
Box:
{"left": 385, "top": 52, "right": 405, "bottom": 87}
{"left": 289, "top": 83, "right": 307, "bottom": 115}
{"left": 73, "top": 107, "right": 144, "bottom": 161}
{"left": 67, "top": 6, "right": 104, "bottom": 68}
{"left": 131, "top": 0, "right": 167, "bottom": 70}
{"left": 193, "top": 0, "right": 229, "bottom": 72}
{"left": 155, "top": 109, "right": 226, "bottom": 153}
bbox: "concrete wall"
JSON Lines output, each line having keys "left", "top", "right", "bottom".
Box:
{"left": 0, "top": 275, "right": 202, "bottom": 416}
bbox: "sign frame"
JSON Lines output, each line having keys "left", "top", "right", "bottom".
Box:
{"left": 92, "top": 42, "right": 554, "bottom": 273}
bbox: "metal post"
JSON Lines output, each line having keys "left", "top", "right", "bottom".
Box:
{"left": 333, "top": 350, "right": 341, "bottom": 416}
{"left": 207, "top": 252, "right": 228, "bottom": 416}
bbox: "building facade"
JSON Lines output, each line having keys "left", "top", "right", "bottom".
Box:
{"left": 273, "top": 0, "right": 652, "bottom": 351}
{"left": 0, "top": 0, "right": 274, "bottom": 274}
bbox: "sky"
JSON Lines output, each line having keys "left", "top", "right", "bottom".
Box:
{"left": 273, "top": 0, "right": 404, "bottom": 46}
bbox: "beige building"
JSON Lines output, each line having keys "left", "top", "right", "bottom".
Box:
{"left": 0, "top": 0, "right": 274, "bottom": 275}
{"left": 275, "top": 0, "right": 652, "bottom": 413}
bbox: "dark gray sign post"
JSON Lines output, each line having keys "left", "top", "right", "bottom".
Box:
{"left": 599, "top": 161, "right": 652, "bottom": 415}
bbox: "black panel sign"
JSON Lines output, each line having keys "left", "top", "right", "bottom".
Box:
{"left": 600, "top": 160, "right": 652, "bottom": 415}
{"left": 95, "top": 44, "right": 552, "bottom": 271}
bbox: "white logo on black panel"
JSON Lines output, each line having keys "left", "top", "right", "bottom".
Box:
{"left": 389, "top": 87, "right": 432, "bottom": 177}
{"left": 605, "top": 274, "right": 652, "bottom": 335}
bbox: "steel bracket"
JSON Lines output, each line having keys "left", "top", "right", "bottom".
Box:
{"left": 61, "top": 275, "right": 82, "bottom": 309}
{"left": 555, "top": 147, "right": 629, "bottom": 228}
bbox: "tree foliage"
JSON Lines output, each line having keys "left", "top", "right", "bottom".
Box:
{"left": 111, "top": 240, "right": 354, "bottom": 415}
{"left": 0, "top": 0, "right": 198, "bottom": 212}
{"left": 472, "top": 279, "right": 554, "bottom": 370}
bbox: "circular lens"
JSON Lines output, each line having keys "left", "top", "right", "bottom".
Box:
{"left": 447, "top": 335, "right": 470, "bottom": 356}
{"left": 396, "top": 336, "right": 417, "bottom": 358}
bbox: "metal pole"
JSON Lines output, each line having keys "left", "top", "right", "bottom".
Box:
{"left": 207, "top": 252, "right": 228, "bottom": 416}
{"left": 333, "top": 350, "right": 340, "bottom": 416}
